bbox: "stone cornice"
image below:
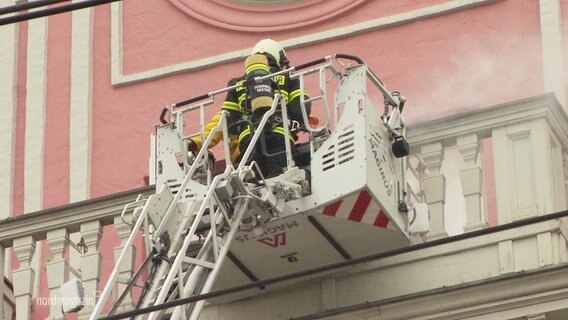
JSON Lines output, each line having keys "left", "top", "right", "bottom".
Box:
{"left": 407, "top": 93, "right": 568, "bottom": 150}
{"left": 306, "top": 265, "right": 568, "bottom": 320}
{"left": 0, "top": 185, "right": 154, "bottom": 247}
{"left": 349, "top": 218, "right": 565, "bottom": 273}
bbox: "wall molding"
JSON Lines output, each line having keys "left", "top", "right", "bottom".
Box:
{"left": 539, "top": 0, "right": 567, "bottom": 107}
{"left": 110, "top": 0, "right": 501, "bottom": 86}
{"left": 0, "top": 8, "right": 18, "bottom": 222}
{"left": 24, "top": 17, "right": 47, "bottom": 215}
{"left": 70, "top": 6, "right": 94, "bottom": 203}
{"left": 24, "top": 13, "right": 48, "bottom": 300}
{"left": 407, "top": 94, "right": 568, "bottom": 150}
{"left": 0, "top": 1, "right": 19, "bottom": 283}
{"left": 167, "top": 0, "right": 367, "bottom": 32}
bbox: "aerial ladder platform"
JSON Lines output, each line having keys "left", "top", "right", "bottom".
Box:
{"left": 82, "top": 54, "right": 429, "bottom": 320}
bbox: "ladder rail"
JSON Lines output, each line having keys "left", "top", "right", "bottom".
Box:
{"left": 120, "top": 194, "right": 147, "bottom": 226}
{"left": 152, "top": 210, "right": 217, "bottom": 320}
{"left": 168, "top": 54, "right": 402, "bottom": 158}
{"left": 147, "top": 165, "right": 234, "bottom": 311}
{"left": 158, "top": 227, "right": 215, "bottom": 320}
{"left": 88, "top": 197, "right": 152, "bottom": 320}
{"left": 188, "top": 201, "right": 250, "bottom": 320}
{"left": 140, "top": 109, "right": 260, "bottom": 318}
{"left": 172, "top": 196, "right": 252, "bottom": 320}
{"left": 172, "top": 56, "right": 335, "bottom": 150}
{"left": 152, "top": 111, "right": 231, "bottom": 240}
{"left": 292, "top": 59, "right": 334, "bottom": 134}
{"left": 277, "top": 95, "right": 296, "bottom": 171}
{"left": 145, "top": 160, "right": 267, "bottom": 319}
{"left": 209, "top": 201, "right": 221, "bottom": 262}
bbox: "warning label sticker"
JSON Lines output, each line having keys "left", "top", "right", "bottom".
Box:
{"left": 257, "top": 232, "right": 286, "bottom": 247}
{"left": 235, "top": 220, "right": 299, "bottom": 244}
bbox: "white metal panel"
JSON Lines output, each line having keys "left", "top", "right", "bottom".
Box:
{"left": 364, "top": 95, "right": 408, "bottom": 234}
{"left": 212, "top": 210, "right": 410, "bottom": 298}
{"left": 211, "top": 64, "right": 413, "bottom": 297}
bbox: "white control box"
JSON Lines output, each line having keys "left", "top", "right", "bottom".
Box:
{"left": 409, "top": 202, "right": 430, "bottom": 234}
{"left": 59, "top": 278, "right": 84, "bottom": 313}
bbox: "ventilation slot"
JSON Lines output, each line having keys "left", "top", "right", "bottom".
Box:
{"left": 167, "top": 180, "right": 181, "bottom": 195}
{"left": 337, "top": 129, "right": 355, "bottom": 164}
{"left": 321, "top": 128, "right": 355, "bottom": 171}
{"left": 322, "top": 145, "right": 336, "bottom": 171}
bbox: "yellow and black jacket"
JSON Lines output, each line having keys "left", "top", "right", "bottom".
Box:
{"left": 191, "top": 70, "right": 310, "bottom": 163}
{"left": 223, "top": 71, "right": 310, "bottom": 141}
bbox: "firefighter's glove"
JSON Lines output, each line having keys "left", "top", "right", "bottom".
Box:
{"left": 245, "top": 54, "right": 273, "bottom": 122}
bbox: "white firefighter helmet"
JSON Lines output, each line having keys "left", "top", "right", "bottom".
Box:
{"left": 251, "top": 38, "right": 288, "bottom": 68}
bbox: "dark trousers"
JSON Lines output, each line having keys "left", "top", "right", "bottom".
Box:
{"left": 237, "top": 131, "right": 289, "bottom": 178}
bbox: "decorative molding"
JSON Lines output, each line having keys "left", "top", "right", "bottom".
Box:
{"left": 168, "top": 0, "right": 367, "bottom": 32}
{"left": 407, "top": 94, "right": 568, "bottom": 229}
{"left": 0, "top": 0, "right": 18, "bottom": 288}
{"left": 506, "top": 129, "right": 537, "bottom": 220}
{"left": 70, "top": 4, "right": 94, "bottom": 203}
{"left": 24, "top": 12, "right": 48, "bottom": 299}
{"left": 0, "top": 185, "right": 154, "bottom": 248}
{"left": 12, "top": 236, "right": 36, "bottom": 320}
{"left": 407, "top": 94, "right": 568, "bottom": 151}
{"left": 24, "top": 14, "right": 47, "bottom": 215}
{"left": 110, "top": 0, "right": 501, "bottom": 86}
{"left": 0, "top": 9, "right": 18, "bottom": 222}
{"left": 539, "top": 0, "right": 566, "bottom": 106}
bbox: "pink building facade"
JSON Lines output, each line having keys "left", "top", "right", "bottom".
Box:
{"left": 1, "top": 0, "right": 568, "bottom": 319}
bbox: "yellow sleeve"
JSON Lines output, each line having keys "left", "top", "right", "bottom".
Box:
{"left": 191, "top": 111, "right": 225, "bottom": 150}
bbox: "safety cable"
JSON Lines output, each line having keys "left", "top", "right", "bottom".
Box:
{"left": 99, "top": 209, "right": 568, "bottom": 319}
{"left": 0, "top": 0, "right": 69, "bottom": 15}
{"left": 0, "top": 0, "right": 121, "bottom": 26}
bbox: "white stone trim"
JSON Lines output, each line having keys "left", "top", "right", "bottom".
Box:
{"left": 110, "top": 0, "right": 122, "bottom": 87}
{"left": 0, "top": 186, "right": 154, "bottom": 246}
{"left": 0, "top": 6, "right": 18, "bottom": 222}
{"left": 24, "top": 19, "right": 47, "bottom": 213}
{"left": 24, "top": 14, "right": 48, "bottom": 299}
{"left": 407, "top": 95, "right": 568, "bottom": 226}
{"left": 110, "top": 0, "right": 501, "bottom": 86}
{"left": 539, "top": 0, "right": 567, "bottom": 107}
{"left": 197, "top": 218, "right": 568, "bottom": 319}
{"left": 407, "top": 95, "right": 568, "bottom": 148}
{"left": 413, "top": 287, "right": 568, "bottom": 320}
{"left": 70, "top": 4, "right": 94, "bottom": 203}
{"left": 0, "top": 7, "right": 18, "bottom": 282}
{"left": 69, "top": 3, "right": 95, "bottom": 286}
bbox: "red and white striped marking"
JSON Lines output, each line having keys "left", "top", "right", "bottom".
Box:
{"left": 322, "top": 190, "right": 395, "bottom": 230}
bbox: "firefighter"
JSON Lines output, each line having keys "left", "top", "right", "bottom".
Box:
{"left": 188, "top": 39, "right": 311, "bottom": 177}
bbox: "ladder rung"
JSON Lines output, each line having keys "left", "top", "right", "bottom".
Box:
{"left": 182, "top": 256, "right": 215, "bottom": 269}
{"left": 304, "top": 95, "right": 323, "bottom": 103}
{"left": 116, "top": 276, "right": 145, "bottom": 288}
